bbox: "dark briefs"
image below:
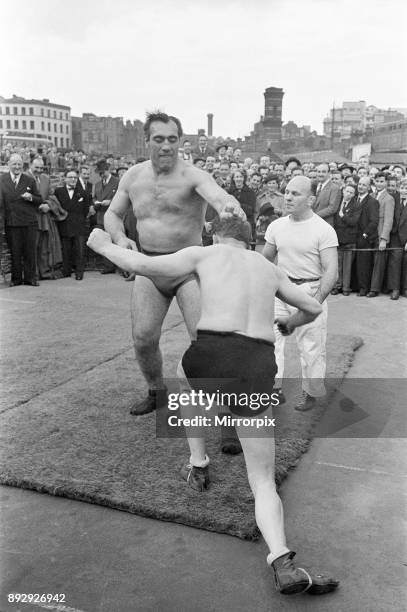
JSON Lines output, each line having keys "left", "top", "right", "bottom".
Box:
{"left": 182, "top": 330, "right": 277, "bottom": 417}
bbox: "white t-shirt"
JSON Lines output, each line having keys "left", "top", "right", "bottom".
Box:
{"left": 264, "top": 213, "right": 338, "bottom": 278}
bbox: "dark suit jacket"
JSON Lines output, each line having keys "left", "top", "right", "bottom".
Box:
{"left": 54, "top": 186, "right": 90, "bottom": 237}
{"left": 356, "top": 194, "right": 380, "bottom": 244}
{"left": 93, "top": 176, "right": 119, "bottom": 226}
{"left": 0, "top": 172, "right": 41, "bottom": 227}
{"left": 333, "top": 197, "right": 362, "bottom": 244}
{"left": 391, "top": 193, "right": 407, "bottom": 244}
{"left": 313, "top": 179, "right": 342, "bottom": 226}
{"left": 191, "top": 146, "right": 216, "bottom": 161}
{"left": 229, "top": 185, "right": 256, "bottom": 227}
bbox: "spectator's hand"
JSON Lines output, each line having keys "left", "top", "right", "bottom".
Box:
{"left": 94, "top": 201, "right": 102, "bottom": 210}
{"left": 87, "top": 205, "right": 96, "bottom": 218}
{"left": 116, "top": 236, "right": 138, "bottom": 251}
{"left": 220, "top": 203, "right": 246, "bottom": 221}
{"left": 124, "top": 272, "right": 136, "bottom": 282}
{"left": 22, "top": 191, "right": 33, "bottom": 201}
{"left": 378, "top": 239, "right": 387, "bottom": 251}
{"left": 204, "top": 221, "right": 213, "bottom": 233}
{"left": 275, "top": 317, "right": 294, "bottom": 336}
{"left": 39, "top": 203, "right": 50, "bottom": 213}
{"left": 87, "top": 228, "right": 112, "bottom": 254}
{"left": 101, "top": 199, "right": 111, "bottom": 207}
{"left": 404, "top": 242, "right": 407, "bottom": 252}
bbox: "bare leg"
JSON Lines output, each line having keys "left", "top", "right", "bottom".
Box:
{"left": 131, "top": 275, "right": 172, "bottom": 389}
{"left": 236, "top": 418, "right": 288, "bottom": 559}
{"left": 176, "top": 360, "right": 207, "bottom": 465}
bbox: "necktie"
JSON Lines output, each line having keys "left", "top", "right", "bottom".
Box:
{"left": 13, "top": 176, "right": 18, "bottom": 188}
{"left": 402, "top": 199, "right": 406, "bottom": 207}
{"left": 317, "top": 183, "right": 322, "bottom": 195}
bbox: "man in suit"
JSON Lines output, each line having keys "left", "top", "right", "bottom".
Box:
{"left": 386, "top": 178, "right": 407, "bottom": 299}
{"left": 332, "top": 184, "right": 362, "bottom": 295}
{"left": 313, "top": 163, "right": 342, "bottom": 226}
{"left": 0, "top": 154, "right": 42, "bottom": 286}
{"left": 26, "top": 157, "right": 64, "bottom": 280}
{"left": 367, "top": 173, "right": 395, "bottom": 297}
{"left": 54, "top": 169, "right": 90, "bottom": 280}
{"left": 191, "top": 134, "right": 216, "bottom": 161}
{"left": 355, "top": 177, "right": 380, "bottom": 296}
{"left": 76, "top": 164, "right": 96, "bottom": 229}
{"left": 93, "top": 160, "right": 120, "bottom": 274}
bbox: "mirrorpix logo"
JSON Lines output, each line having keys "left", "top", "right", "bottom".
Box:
{"left": 166, "top": 389, "right": 279, "bottom": 428}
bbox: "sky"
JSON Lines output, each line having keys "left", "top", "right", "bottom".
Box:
{"left": 1, "top": 0, "right": 406, "bottom": 138}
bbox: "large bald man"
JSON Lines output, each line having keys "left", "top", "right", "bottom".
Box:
{"left": 263, "top": 176, "right": 338, "bottom": 411}
{"left": 104, "top": 112, "right": 245, "bottom": 450}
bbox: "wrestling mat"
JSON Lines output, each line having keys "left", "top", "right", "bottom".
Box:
{"left": 0, "top": 305, "right": 362, "bottom": 540}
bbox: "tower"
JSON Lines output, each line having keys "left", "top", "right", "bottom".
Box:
{"left": 207, "top": 113, "right": 213, "bottom": 137}
{"left": 262, "top": 87, "right": 284, "bottom": 145}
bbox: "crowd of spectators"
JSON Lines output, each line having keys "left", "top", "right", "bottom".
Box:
{"left": 1, "top": 139, "right": 406, "bottom": 298}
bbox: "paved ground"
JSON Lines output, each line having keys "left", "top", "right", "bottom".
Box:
{"left": 0, "top": 274, "right": 406, "bottom": 612}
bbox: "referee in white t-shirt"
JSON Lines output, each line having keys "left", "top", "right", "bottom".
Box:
{"left": 263, "top": 176, "right": 338, "bottom": 411}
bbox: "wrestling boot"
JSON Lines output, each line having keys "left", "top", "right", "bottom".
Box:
{"left": 294, "top": 392, "right": 317, "bottom": 412}
{"left": 130, "top": 388, "right": 168, "bottom": 415}
{"left": 180, "top": 463, "right": 210, "bottom": 492}
{"left": 272, "top": 551, "right": 339, "bottom": 595}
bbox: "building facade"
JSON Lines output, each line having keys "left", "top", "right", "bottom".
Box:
{"left": 323, "top": 101, "right": 405, "bottom": 139}
{"left": 0, "top": 94, "right": 71, "bottom": 148}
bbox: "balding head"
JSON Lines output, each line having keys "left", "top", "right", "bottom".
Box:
{"left": 284, "top": 176, "right": 315, "bottom": 219}
{"left": 316, "top": 163, "right": 329, "bottom": 183}
{"left": 9, "top": 154, "right": 23, "bottom": 176}
{"left": 31, "top": 157, "right": 44, "bottom": 175}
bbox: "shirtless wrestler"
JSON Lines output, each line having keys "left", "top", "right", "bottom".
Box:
{"left": 104, "top": 112, "right": 245, "bottom": 454}
{"left": 88, "top": 219, "right": 339, "bottom": 597}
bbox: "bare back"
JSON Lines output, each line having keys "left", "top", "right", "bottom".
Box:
{"left": 121, "top": 160, "right": 207, "bottom": 252}
{"left": 196, "top": 246, "right": 278, "bottom": 342}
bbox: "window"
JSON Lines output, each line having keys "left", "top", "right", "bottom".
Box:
{"left": 66, "top": 125, "right": 69, "bottom": 133}
{"left": 0, "top": 107, "right": 2, "bottom": 115}
{"left": 14, "top": 120, "right": 18, "bottom": 128}
{"left": 47, "top": 110, "right": 50, "bottom": 118}
{"left": 60, "top": 137, "right": 64, "bottom": 147}
{"left": 60, "top": 124, "right": 63, "bottom": 133}
{"left": 66, "top": 138, "right": 70, "bottom": 147}
{"left": 54, "top": 137, "right": 58, "bottom": 145}
{"left": 29, "top": 107, "right": 34, "bottom": 115}
{"left": 6, "top": 106, "right": 10, "bottom": 114}
{"left": 59, "top": 112, "right": 62, "bottom": 119}
{"left": 53, "top": 111, "right": 56, "bottom": 118}
{"left": 65, "top": 113, "right": 68, "bottom": 120}
{"left": 48, "top": 122, "right": 51, "bottom": 131}
{"left": 41, "top": 121, "right": 45, "bottom": 130}
{"left": 22, "top": 107, "right": 26, "bottom": 115}
{"left": 6, "top": 120, "right": 11, "bottom": 128}
{"left": 0, "top": 120, "right": 2, "bottom": 128}
{"left": 13, "top": 107, "right": 18, "bottom": 115}
{"left": 22, "top": 120, "right": 27, "bottom": 129}
{"left": 30, "top": 121, "right": 35, "bottom": 129}
{"left": 54, "top": 123, "right": 57, "bottom": 132}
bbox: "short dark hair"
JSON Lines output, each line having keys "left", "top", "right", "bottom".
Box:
{"left": 375, "top": 172, "right": 387, "bottom": 181}
{"left": 193, "top": 157, "right": 205, "bottom": 165}
{"left": 64, "top": 169, "right": 78, "bottom": 176}
{"left": 213, "top": 216, "right": 252, "bottom": 247}
{"left": 250, "top": 172, "right": 261, "bottom": 180}
{"left": 144, "top": 111, "right": 183, "bottom": 139}
{"left": 285, "top": 156, "right": 301, "bottom": 168}
{"left": 393, "top": 165, "right": 405, "bottom": 175}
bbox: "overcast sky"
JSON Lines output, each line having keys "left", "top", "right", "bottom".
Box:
{"left": 1, "top": 0, "right": 406, "bottom": 138}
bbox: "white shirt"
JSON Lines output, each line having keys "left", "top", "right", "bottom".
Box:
{"left": 265, "top": 213, "right": 338, "bottom": 279}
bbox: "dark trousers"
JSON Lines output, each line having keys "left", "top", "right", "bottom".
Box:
{"left": 337, "top": 243, "right": 355, "bottom": 291}
{"left": 61, "top": 235, "right": 86, "bottom": 277}
{"left": 356, "top": 238, "right": 377, "bottom": 291}
{"left": 7, "top": 225, "right": 38, "bottom": 283}
{"left": 370, "top": 250, "right": 388, "bottom": 292}
{"left": 387, "top": 234, "right": 407, "bottom": 292}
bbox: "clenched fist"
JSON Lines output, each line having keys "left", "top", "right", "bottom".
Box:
{"left": 87, "top": 228, "right": 112, "bottom": 254}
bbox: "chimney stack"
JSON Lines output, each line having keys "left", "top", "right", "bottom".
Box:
{"left": 207, "top": 113, "right": 213, "bottom": 137}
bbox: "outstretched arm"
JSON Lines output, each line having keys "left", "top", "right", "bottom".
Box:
{"left": 87, "top": 229, "right": 202, "bottom": 278}
{"left": 191, "top": 166, "right": 246, "bottom": 220}
{"left": 275, "top": 267, "right": 322, "bottom": 334}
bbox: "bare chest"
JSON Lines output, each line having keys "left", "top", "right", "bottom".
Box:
{"left": 129, "top": 177, "right": 202, "bottom": 218}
